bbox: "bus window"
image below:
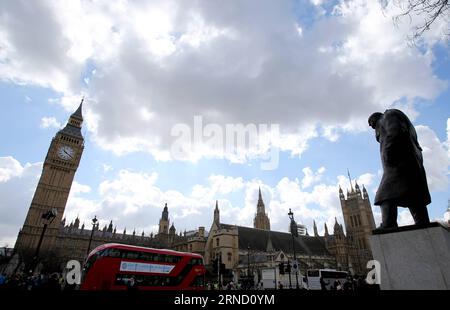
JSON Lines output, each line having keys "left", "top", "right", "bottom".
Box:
{"left": 307, "top": 270, "right": 319, "bottom": 277}
{"left": 108, "top": 248, "right": 121, "bottom": 258}
{"left": 139, "top": 252, "right": 155, "bottom": 261}
{"left": 125, "top": 251, "right": 140, "bottom": 260}
{"left": 84, "top": 250, "right": 102, "bottom": 272}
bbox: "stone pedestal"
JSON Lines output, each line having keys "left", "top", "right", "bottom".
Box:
{"left": 369, "top": 222, "right": 450, "bottom": 290}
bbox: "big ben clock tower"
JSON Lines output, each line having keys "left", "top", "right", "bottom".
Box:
{"left": 15, "top": 100, "right": 85, "bottom": 257}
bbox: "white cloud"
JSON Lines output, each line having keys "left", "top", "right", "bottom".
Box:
{"left": 398, "top": 209, "right": 414, "bottom": 226}
{"left": 416, "top": 125, "right": 450, "bottom": 192}
{"left": 447, "top": 118, "right": 450, "bottom": 158}
{"left": 0, "top": 0, "right": 447, "bottom": 162}
{"left": 301, "top": 166, "right": 326, "bottom": 189}
{"left": 0, "top": 157, "right": 42, "bottom": 247}
{"left": 40, "top": 116, "right": 62, "bottom": 129}
{"left": 101, "top": 164, "right": 113, "bottom": 173}
{"left": 0, "top": 156, "right": 24, "bottom": 182}
{"left": 310, "top": 0, "right": 327, "bottom": 6}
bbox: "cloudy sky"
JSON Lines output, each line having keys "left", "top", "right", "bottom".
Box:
{"left": 1, "top": 0, "right": 449, "bottom": 247}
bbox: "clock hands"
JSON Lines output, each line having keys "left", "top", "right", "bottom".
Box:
{"left": 63, "top": 149, "right": 73, "bottom": 159}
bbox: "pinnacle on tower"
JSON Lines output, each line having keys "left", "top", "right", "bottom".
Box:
{"left": 161, "top": 203, "right": 169, "bottom": 221}
{"left": 60, "top": 98, "right": 84, "bottom": 138}
{"left": 347, "top": 169, "right": 354, "bottom": 192}
{"left": 324, "top": 223, "right": 329, "bottom": 236}
{"left": 214, "top": 200, "right": 220, "bottom": 224}
{"left": 313, "top": 220, "right": 319, "bottom": 237}
{"left": 334, "top": 217, "right": 340, "bottom": 232}
{"left": 71, "top": 98, "right": 84, "bottom": 121}
{"left": 362, "top": 185, "right": 369, "bottom": 198}
{"left": 339, "top": 185, "right": 345, "bottom": 200}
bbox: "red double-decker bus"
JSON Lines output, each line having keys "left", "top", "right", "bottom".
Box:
{"left": 80, "top": 243, "right": 206, "bottom": 290}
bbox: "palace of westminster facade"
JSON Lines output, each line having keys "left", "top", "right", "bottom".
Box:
{"left": 13, "top": 102, "right": 376, "bottom": 277}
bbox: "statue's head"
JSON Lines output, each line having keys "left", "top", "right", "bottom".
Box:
{"left": 368, "top": 112, "right": 383, "bottom": 129}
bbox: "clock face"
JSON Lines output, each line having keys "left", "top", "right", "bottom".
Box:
{"left": 57, "top": 145, "right": 75, "bottom": 161}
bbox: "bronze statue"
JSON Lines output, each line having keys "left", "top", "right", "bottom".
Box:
{"left": 368, "top": 109, "right": 431, "bottom": 229}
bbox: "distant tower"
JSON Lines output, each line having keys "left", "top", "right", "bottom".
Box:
{"left": 214, "top": 200, "right": 220, "bottom": 224}
{"left": 15, "top": 100, "right": 85, "bottom": 255}
{"left": 158, "top": 203, "right": 170, "bottom": 234}
{"left": 107, "top": 220, "right": 113, "bottom": 233}
{"left": 444, "top": 199, "right": 450, "bottom": 226}
{"left": 339, "top": 171, "right": 376, "bottom": 274}
{"left": 73, "top": 216, "right": 80, "bottom": 229}
{"left": 253, "top": 187, "right": 271, "bottom": 230}
{"left": 313, "top": 220, "right": 319, "bottom": 237}
{"left": 169, "top": 223, "right": 176, "bottom": 235}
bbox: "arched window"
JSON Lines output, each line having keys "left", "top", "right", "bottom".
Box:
{"left": 216, "top": 238, "right": 220, "bottom": 247}
{"left": 227, "top": 252, "right": 232, "bottom": 262}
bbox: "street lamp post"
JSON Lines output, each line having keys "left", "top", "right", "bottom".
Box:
{"left": 31, "top": 208, "right": 57, "bottom": 273}
{"left": 247, "top": 245, "right": 251, "bottom": 289}
{"left": 288, "top": 208, "right": 300, "bottom": 289}
{"left": 247, "top": 246, "right": 250, "bottom": 277}
{"left": 86, "top": 215, "right": 98, "bottom": 257}
{"left": 217, "top": 252, "right": 221, "bottom": 289}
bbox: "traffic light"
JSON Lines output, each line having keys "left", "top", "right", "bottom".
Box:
{"left": 279, "top": 262, "right": 285, "bottom": 275}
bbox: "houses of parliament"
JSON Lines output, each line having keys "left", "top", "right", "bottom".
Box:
{"left": 13, "top": 102, "right": 376, "bottom": 277}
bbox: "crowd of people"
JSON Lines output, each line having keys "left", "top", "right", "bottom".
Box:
{"left": 320, "top": 276, "right": 379, "bottom": 290}
{"left": 0, "top": 271, "right": 377, "bottom": 291}
{"left": 206, "top": 275, "right": 378, "bottom": 291}
{"left": 0, "top": 272, "right": 76, "bottom": 290}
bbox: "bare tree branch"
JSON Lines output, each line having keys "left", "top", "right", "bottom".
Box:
{"left": 383, "top": 0, "right": 450, "bottom": 40}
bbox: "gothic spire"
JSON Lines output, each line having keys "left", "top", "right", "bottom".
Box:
{"left": 214, "top": 200, "right": 220, "bottom": 224}
{"left": 313, "top": 220, "right": 318, "bottom": 237}
{"left": 71, "top": 97, "right": 84, "bottom": 121}
{"left": 257, "top": 186, "right": 265, "bottom": 213}
{"left": 60, "top": 97, "right": 84, "bottom": 138}
{"left": 161, "top": 203, "right": 169, "bottom": 221}
{"left": 347, "top": 168, "right": 354, "bottom": 192}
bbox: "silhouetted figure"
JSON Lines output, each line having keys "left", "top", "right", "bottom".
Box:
{"left": 320, "top": 277, "right": 327, "bottom": 290}
{"left": 368, "top": 109, "right": 431, "bottom": 229}
{"left": 127, "top": 276, "right": 138, "bottom": 291}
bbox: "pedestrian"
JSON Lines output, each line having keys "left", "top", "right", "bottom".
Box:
{"left": 320, "top": 276, "right": 327, "bottom": 290}
{"left": 278, "top": 281, "right": 284, "bottom": 290}
{"left": 127, "top": 276, "right": 138, "bottom": 291}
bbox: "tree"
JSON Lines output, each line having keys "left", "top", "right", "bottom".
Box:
{"left": 382, "top": 0, "right": 450, "bottom": 39}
